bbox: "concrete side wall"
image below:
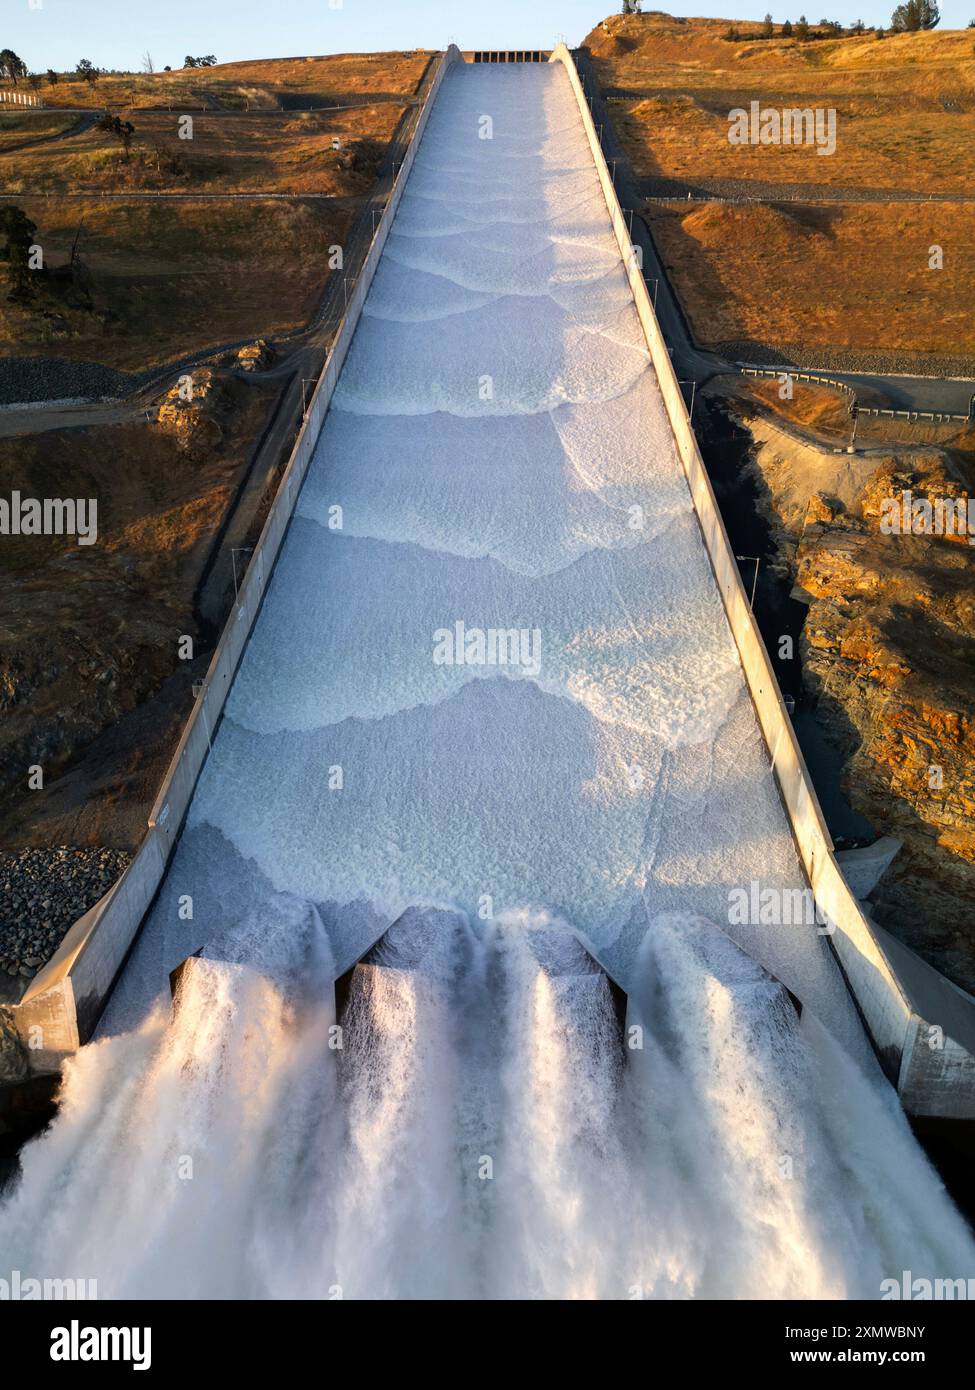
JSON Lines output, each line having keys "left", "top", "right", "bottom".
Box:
{"left": 899, "top": 1021, "right": 975, "bottom": 1120}
{"left": 12, "top": 46, "right": 464, "bottom": 1071}
{"left": 551, "top": 44, "right": 975, "bottom": 1116}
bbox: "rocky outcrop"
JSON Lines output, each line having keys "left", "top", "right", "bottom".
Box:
{"left": 736, "top": 411, "right": 975, "bottom": 991}
{"left": 155, "top": 367, "right": 227, "bottom": 458}
{"left": 0, "top": 1007, "right": 29, "bottom": 1085}
{"left": 235, "top": 339, "right": 271, "bottom": 373}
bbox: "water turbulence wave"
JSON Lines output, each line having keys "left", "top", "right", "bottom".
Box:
{"left": 2, "top": 908, "right": 971, "bottom": 1298}
{"left": 2, "top": 62, "right": 973, "bottom": 1299}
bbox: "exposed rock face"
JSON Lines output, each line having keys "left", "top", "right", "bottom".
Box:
{"left": 0, "top": 1007, "right": 29, "bottom": 1085}
{"left": 235, "top": 340, "right": 271, "bottom": 373}
{"left": 736, "top": 412, "right": 975, "bottom": 991}
{"left": 155, "top": 368, "right": 225, "bottom": 457}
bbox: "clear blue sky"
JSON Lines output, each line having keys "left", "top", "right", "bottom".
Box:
{"left": 4, "top": 0, "right": 972, "bottom": 73}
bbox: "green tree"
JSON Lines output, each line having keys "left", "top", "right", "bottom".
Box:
{"left": 76, "top": 58, "right": 100, "bottom": 87}
{"left": 782, "top": 18, "right": 794, "bottom": 34}
{"left": 46, "top": 68, "right": 60, "bottom": 86}
{"left": 0, "top": 49, "right": 26, "bottom": 84}
{"left": 890, "top": 0, "right": 940, "bottom": 29}
{"left": 762, "top": 12, "right": 775, "bottom": 36}
{"left": 795, "top": 14, "right": 810, "bottom": 38}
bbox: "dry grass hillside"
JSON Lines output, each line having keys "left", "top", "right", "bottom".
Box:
{"left": 0, "top": 111, "right": 76, "bottom": 149}
{"left": 585, "top": 12, "right": 975, "bottom": 367}
{"left": 8, "top": 52, "right": 431, "bottom": 111}
{"left": 0, "top": 197, "right": 351, "bottom": 372}
{"left": 2, "top": 105, "right": 405, "bottom": 196}
{"left": 0, "top": 378, "right": 279, "bottom": 851}
{"left": 650, "top": 200, "right": 975, "bottom": 359}
{"left": 0, "top": 53, "right": 432, "bottom": 370}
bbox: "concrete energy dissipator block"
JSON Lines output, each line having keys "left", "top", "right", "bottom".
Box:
{"left": 835, "top": 835, "right": 902, "bottom": 900}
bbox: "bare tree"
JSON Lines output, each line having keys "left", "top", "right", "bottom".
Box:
{"left": 142, "top": 51, "right": 154, "bottom": 74}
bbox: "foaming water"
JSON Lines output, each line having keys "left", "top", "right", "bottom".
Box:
{"left": 2, "top": 909, "right": 971, "bottom": 1299}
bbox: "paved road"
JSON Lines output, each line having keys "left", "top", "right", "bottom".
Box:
{"left": 0, "top": 111, "right": 99, "bottom": 156}
{"left": 823, "top": 369, "right": 975, "bottom": 416}
{"left": 0, "top": 400, "right": 147, "bottom": 438}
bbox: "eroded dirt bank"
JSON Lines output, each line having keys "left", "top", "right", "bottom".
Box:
{"left": 712, "top": 388, "right": 975, "bottom": 992}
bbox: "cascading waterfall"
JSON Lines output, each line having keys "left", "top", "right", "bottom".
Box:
{"left": 2, "top": 61, "right": 973, "bottom": 1299}
{"left": 2, "top": 906, "right": 972, "bottom": 1298}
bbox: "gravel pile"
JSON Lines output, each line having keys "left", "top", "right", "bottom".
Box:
{"left": 0, "top": 358, "right": 135, "bottom": 407}
{"left": 0, "top": 847, "right": 131, "bottom": 981}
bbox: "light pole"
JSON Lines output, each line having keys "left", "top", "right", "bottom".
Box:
{"left": 736, "top": 555, "right": 761, "bottom": 609}
{"left": 232, "top": 546, "right": 253, "bottom": 603}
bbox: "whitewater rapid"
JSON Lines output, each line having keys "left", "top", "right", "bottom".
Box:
{"left": 1, "top": 61, "right": 972, "bottom": 1298}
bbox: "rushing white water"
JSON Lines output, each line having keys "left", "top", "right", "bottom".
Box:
{"left": 2, "top": 62, "right": 973, "bottom": 1298}
{"left": 2, "top": 907, "right": 971, "bottom": 1298}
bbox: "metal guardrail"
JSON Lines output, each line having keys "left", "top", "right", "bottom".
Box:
{"left": 740, "top": 365, "right": 971, "bottom": 423}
